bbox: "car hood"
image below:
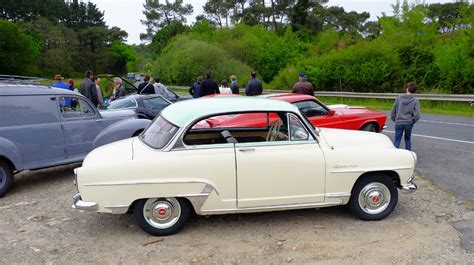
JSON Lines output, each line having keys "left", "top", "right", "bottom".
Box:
{"left": 99, "top": 109, "right": 136, "bottom": 119}
{"left": 319, "top": 128, "right": 394, "bottom": 149}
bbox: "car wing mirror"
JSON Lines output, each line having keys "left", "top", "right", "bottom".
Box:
{"left": 328, "top": 110, "right": 336, "bottom": 116}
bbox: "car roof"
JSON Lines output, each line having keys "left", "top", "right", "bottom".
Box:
{"left": 161, "top": 97, "right": 300, "bottom": 127}
{"left": 0, "top": 84, "right": 80, "bottom": 96}
{"left": 261, "top": 93, "right": 315, "bottom": 102}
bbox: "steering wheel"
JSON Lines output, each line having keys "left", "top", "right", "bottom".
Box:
{"left": 266, "top": 120, "right": 282, "bottom": 142}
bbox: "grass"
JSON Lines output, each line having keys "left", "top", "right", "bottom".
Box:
{"left": 169, "top": 87, "right": 474, "bottom": 117}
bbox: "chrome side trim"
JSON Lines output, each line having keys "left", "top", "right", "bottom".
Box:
{"left": 177, "top": 184, "right": 215, "bottom": 214}
{"left": 84, "top": 180, "right": 219, "bottom": 194}
{"left": 326, "top": 192, "right": 351, "bottom": 204}
{"left": 104, "top": 205, "right": 130, "bottom": 214}
{"left": 200, "top": 200, "right": 343, "bottom": 215}
{"left": 72, "top": 193, "right": 98, "bottom": 211}
{"left": 330, "top": 166, "right": 413, "bottom": 173}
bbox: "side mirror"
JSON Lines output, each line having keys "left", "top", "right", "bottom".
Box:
{"left": 328, "top": 110, "right": 336, "bottom": 117}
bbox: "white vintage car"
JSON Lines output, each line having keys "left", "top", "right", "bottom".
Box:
{"left": 73, "top": 97, "right": 417, "bottom": 236}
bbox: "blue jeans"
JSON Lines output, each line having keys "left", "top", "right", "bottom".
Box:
{"left": 394, "top": 124, "right": 414, "bottom": 150}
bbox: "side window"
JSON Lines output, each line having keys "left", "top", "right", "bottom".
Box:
{"left": 183, "top": 112, "right": 289, "bottom": 146}
{"left": 143, "top": 97, "right": 170, "bottom": 111}
{"left": 294, "top": 100, "right": 328, "bottom": 117}
{"left": 288, "top": 114, "right": 313, "bottom": 141}
{"left": 0, "top": 95, "right": 59, "bottom": 126}
{"left": 59, "top": 97, "right": 96, "bottom": 119}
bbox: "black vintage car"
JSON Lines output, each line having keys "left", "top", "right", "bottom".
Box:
{"left": 99, "top": 74, "right": 189, "bottom": 103}
{"left": 106, "top": 94, "right": 172, "bottom": 120}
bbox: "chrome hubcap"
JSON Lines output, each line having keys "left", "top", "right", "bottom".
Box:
{"left": 143, "top": 198, "right": 181, "bottom": 229}
{"left": 358, "top": 182, "right": 391, "bottom": 215}
{"left": 0, "top": 168, "right": 6, "bottom": 188}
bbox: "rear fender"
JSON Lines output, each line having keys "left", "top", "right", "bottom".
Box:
{"left": 0, "top": 137, "right": 24, "bottom": 171}
{"left": 92, "top": 119, "right": 151, "bottom": 149}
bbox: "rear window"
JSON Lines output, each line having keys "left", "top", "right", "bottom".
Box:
{"left": 140, "top": 116, "right": 178, "bottom": 149}
{"left": 143, "top": 97, "right": 170, "bottom": 111}
{"left": 0, "top": 95, "right": 59, "bottom": 126}
{"left": 108, "top": 98, "right": 137, "bottom": 109}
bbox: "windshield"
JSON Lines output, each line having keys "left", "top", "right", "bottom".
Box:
{"left": 140, "top": 116, "right": 178, "bottom": 149}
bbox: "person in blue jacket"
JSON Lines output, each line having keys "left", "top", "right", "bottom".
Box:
{"left": 189, "top": 76, "right": 203, "bottom": 98}
{"left": 52, "top": 74, "right": 72, "bottom": 106}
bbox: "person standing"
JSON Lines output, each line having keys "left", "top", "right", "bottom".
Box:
{"left": 245, "top": 71, "right": 263, "bottom": 96}
{"left": 67, "top": 79, "right": 77, "bottom": 92}
{"left": 52, "top": 74, "right": 72, "bottom": 107}
{"left": 219, "top": 80, "right": 232, "bottom": 94}
{"left": 138, "top": 74, "right": 154, "bottom": 94}
{"left": 199, "top": 70, "right": 220, "bottom": 97}
{"left": 153, "top": 76, "right": 174, "bottom": 101}
{"left": 292, "top": 72, "right": 315, "bottom": 96}
{"left": 80, "top": 70, "right": 99, "bottom": 106}
{"left": 93, "top": 76, "right": 104, "bottom": 109}
{"left": 230, "top": 75, "right": 239, "bottom": 94}
{"left": 189, "top": 76, "right": 203, "bottom": 98}
{"left": 390, "top": 82, "right": 421, "bottom": 151}
{"left": 110, "top": 77, "right": 126, "bottom": 102}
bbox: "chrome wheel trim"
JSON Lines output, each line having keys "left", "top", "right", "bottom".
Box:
{"left": 0, "top": 167, "right": 6, "bottom": 188}
{"left": 358, "top": 182, "right": 391, "bottom": 215}
{"left": 143, "top": 198, "right": 181, "bottom": 229}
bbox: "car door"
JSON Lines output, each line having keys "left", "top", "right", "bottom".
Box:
{"left": 142, "top": 96, "right": 171, "bottom": 119}
{"left": 293, "top": 100, "right": 344, "bottom": 129}
{"left": 58, "top": 96, "right": 104, "bottom": 157}
{"left": 235, "top": 112, "right": 326, "bottom": 208}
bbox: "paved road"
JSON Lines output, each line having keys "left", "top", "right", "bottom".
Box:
{"left": 382, "top": 112, "right": 474, "bottom": 201}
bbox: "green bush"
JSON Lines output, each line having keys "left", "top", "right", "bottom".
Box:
{"left": 153, "top": 35, "right": 252, "bottom": 86}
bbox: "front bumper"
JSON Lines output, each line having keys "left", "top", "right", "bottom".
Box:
{"left": 72, "top": 193, "right": 98, "bottom": 211}
{"left": 402, "top": 175, "right": 418, "bottom": 193}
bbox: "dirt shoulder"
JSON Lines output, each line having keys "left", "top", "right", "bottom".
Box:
{"left": 0, "top": 165, "right": 473, "bottom": 264}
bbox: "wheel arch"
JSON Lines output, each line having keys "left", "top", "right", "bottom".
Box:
{"left": 359, "top": 121, "right": 380, "bottom": 132}
{"left": 356, "top": 170, "right": 401, "bottom": 189}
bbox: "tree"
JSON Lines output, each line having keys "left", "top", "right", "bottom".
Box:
{"left": 109, "top": 42, "right": 137, "bottom": 75}
{"left": 64, "top": 0, "right": 105, "bottom": 30}
{"left": 0, "top": 0, "right": 68, "bottom": 22}
{"left": 203, "top": 0, "right": 236, "bottom": 28}
{"left": 141, "top": 0, "right": 193, "bottom": 41}
{"left": 0, "top": 19, "right": 41, "bottom": 75}
{"left": 150, "top": 21, "right": 188, "bottom": 54}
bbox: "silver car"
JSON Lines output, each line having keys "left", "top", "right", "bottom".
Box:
{"left": 0, "top": 84, "right": 151, "bottom": 197}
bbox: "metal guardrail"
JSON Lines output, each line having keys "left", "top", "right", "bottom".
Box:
{"left": 170, "top": 86, "right": 473, "bottom": 103}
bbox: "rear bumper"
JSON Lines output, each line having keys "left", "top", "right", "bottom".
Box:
{"left": 72, "top": 193, "right": 98, "bottom": 211}
{"left": 402, "top": 175, "right": 417, "bottom": 193}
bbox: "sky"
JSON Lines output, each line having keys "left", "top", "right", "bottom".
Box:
{"left": 92, "top": 0, "right": 455, "bottom": 44}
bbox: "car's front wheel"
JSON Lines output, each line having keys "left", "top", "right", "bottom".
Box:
{"left": 361, "top": 123, "right": 377, "bottom": 132}
{"left": 0, "top": 160, "right": 14, "bottom": 197}
{"left": 349, "top": 174, "right": 398, "bottom": 221}
{"left": 134, "top": 197, "right": 191, "bottom": 236}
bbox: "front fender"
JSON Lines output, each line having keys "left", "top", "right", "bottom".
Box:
{"left": 0, "top": 137, "right": 24, "bottom": 171}
{"left": 92, "top": 119, "right": 151, "bottom": 149}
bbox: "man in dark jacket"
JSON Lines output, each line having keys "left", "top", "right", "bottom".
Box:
{"left": 138, "top": 74, "right": 154, "bottom": 94}
{"left": 292, "top": 72, "right": 315, "bottom": 96}
{"left": 230, "top": 75, "right": 239, "bottom": 94}
{"left": 199, "top": 70, "right": 220, "bottom": 97}
{"left": 245, "top": 71, "right": 263, "bottom": 96}
{"left": 390, "top": 82, "right": 421, "bottom": 151}
{"left": 80, "top": 70, "right": 98, "bottom": 106}
{"left": 189, "top": 76, "right": 203, "bottom": 98}
{"left": 110, "top": 77, "right": 126, "bottom": 101}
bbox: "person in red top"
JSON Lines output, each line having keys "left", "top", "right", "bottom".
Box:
{"left": 292, "top": 72, "right": 315, "bottom": 96}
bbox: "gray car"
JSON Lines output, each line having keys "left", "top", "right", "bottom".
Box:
{"left": 0, "top": 84, "right": 151, "bottom": 197}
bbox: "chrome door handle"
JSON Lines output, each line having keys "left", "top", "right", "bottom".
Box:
{"left": 238, "top": 148, "right": 255, "bottom": 152}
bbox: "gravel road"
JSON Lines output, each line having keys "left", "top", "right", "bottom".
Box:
{"left": 0, "top": 165, "right": 473, "bottom": 264}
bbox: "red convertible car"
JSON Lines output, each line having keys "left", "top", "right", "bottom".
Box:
{"left": 197, "top": 94, "right": 387, "bottom": 132}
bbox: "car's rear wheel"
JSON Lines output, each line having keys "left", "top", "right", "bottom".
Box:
{"left": 0, "top": 160, "right": 14, "bottom": 197}
{"left": 349, "top": 174, "right": 398, "bottom": 221}
{"left": 134, "top": 197, "right": 191, "bottom": 236}
{"left": 361, "top": 123, "right": 377, "bottom": 132}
